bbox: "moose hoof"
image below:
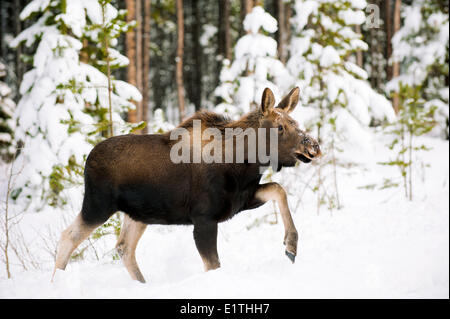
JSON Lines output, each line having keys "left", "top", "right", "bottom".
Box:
{"left": 283, "top": 231, "right": 298, "bottom": 261}
{"left": 285, "top": 250, "right": 296, "bottom": 263}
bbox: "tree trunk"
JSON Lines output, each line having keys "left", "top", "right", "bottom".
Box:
{"left": 385, "top": 0, "right": 392, "bottom": 81}
{"left": 218, "top": 0, "right": 231, "bottom": 61}
{"left": 240, "top": 0, "right": 253, "bottom": 35}
{"left": 369, "top": 16, "right": 376, "bottom": 88}
{"left": 176, "top": 0, "right": 186, "bottom": 122}
{"left": 0, "top": 2, "right": 5, "bottom": 61}
{"left": 375, "top": 0, "right": 383, "bottom": 91}
{"left": 152, "top": 5, "right": 164, "bottom": 112}
{"left": 355, "top": 24, "right": 363, "bottom": 68}
{"left": 192, "top": 0, "right": 203, "bottom": 110}
{"left": 285, "top": 1, "right": 292, "bottom": 60}
{"left": 276, "top": 0, "right": 286, "bottom": 63}
{"left": 101, "top": 1, "right": 114, "bottom": 137}
{"left": 126, "top": 0, "right": 138, "bottom": 123}
{"left": 142, "top": 0, "right": 151, "bottom": 133}
{"left": 217, "top": 0, "right": 231, "bottom": 97}
{"left": 135, "top": 0, "right": 143, "bottom": 129}
{"left": 392, "top": 0, "right": 401, "bottom": 113}
{"left": 241, "top": 0, "right": 254, "bottom": 77}
{"left": 14, "top": 0, "right": 23, "bottom": 95}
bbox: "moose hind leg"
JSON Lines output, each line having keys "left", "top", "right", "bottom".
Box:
{"left": 193, "top": 220, "right": 220, "bottom": 271}
{"left": 53, "top": 212, "right": 99, "bottom": 279}
{"left": 116, "top": 214, "right": 147, "bottom": 283}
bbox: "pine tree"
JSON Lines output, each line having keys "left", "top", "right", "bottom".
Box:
{"left": 379, "top": 83, "right": 436, "bottom": 201}
{"left": 9, "top": 0, "right": 142, "bottom": 211}
{"left": 286, "top": 0, "right": 396, "bottom": 211}
{"left": 0, "top": 62, "right": 15, "bottom": 162}
{"left": 386, "top": 0, "right": 449, "bottom": 139}
{"left": 214, "top": 5, "right": 291, "bottom": 118}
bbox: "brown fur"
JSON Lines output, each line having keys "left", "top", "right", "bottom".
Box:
{"left": 53, "top": 87, "right": 321, "bottom": 283}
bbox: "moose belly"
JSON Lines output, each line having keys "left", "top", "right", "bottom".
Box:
{"left": 115, "top": 180, "right": 192, "bottom": 225}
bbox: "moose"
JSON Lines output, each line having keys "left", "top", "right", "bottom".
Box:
{"left": 53, "top": 87, "right": 321, "bottom": 283}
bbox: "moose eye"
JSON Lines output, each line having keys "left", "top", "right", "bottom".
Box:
{"left": 278, "top": 125, "right": 283, "bottom": 132}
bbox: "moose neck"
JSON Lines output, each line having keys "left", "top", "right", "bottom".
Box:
{"left": 226, "top": 109, "right": 262, "bottom": 131}
{"left": 224, "top": 110, "right": 278, "bottom": 172}
{"left": 170, "top": 109, "right": 277, "bottom": 172}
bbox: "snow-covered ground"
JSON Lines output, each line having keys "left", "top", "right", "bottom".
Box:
{"left": 0, "top": 134, "right": 448, "bottom": 298}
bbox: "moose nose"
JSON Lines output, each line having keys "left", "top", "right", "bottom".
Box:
{"left": 312, "top": 144, "right": 322, "bottom": 157}
{"left": 304, "top": 137, "right": 321, "bottom": 158}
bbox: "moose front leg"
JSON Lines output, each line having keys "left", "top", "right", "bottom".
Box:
{"left": 254, "top": 182, "right": 298, "bottom": 263}
{"left": 193, "top": 220, "right": 220, "bottom": 271}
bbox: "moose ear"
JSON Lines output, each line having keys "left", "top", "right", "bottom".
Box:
{"left": 261, "top": 88, "right": 275, "bottom": 115}
{"left": 277, "top": 87, "right": 300, "bottom": 113}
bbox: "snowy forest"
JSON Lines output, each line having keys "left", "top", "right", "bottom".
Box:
{"left": 0, "top": 0, "right": 448, "bottom": 298}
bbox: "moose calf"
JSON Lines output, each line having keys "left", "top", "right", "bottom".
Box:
{"left": 53, "top": 87, "right": 321, "bottom": 283}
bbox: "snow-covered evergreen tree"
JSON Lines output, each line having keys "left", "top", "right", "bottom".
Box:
{"left": 0, "top": 62, "right": 16, "bottom": 162}
{"left": 9, "top": 0, "right": 141, "bottom": 211}
{"left": 386, "top": 0, "right": 449, "bottom": 139}
{"left": 284, "top": 0, "right": 396, "bottom": 211}
{"left": 288, "top": 0, "right": 395, "bottom": 140}
{"left": 214, "top": 5, "right": 291, "bottom": 118}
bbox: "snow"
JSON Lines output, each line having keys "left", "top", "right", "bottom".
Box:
{"left": 0, "top": 83, "right": 11, "bottom": 98}
{"left": 19, "top": 0, "right": 50, "bottom": 20}
{"left": 293, "top": 0, "right": 319, "bottom": 32}
{"left": 344, "top": 61, "right": 368, "bottom": 80}
{"left": 425, "top": 99, "right": 450, "bottom": 138}
{"left": 338, "top": 9, "right": 366, "bottom": 25}
{"left": 56, "top": 1, "right": 86, "bottom": 38}
{"left": 0, "top": 135, "right": 448, "bottom": 298}
{"left": 319, "top": 46, "right": 340, "bottom": 67}
{"left": 350, "top": 0, "right": 367, "bottom": 10}
{"left": 0, "top": 63, "right": 16, "bottom": 159}
{"left": 0, "top": 133, "right": 12, "bottom": 143}
{"left": 200, "top": 25, "right": 217, "bottom": 47}
{"left": 243, "top": 6, "right": 277, "bottom": 34}
{"left": 235, "top": 33, "right": 278, "bottom": 65}
{"left": 10, "top": 13, "right": 55, "bottom": 48}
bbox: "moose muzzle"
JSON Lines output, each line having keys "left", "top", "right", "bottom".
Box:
{"left": 295, "top": 134, "right": 321, "bottom": 163}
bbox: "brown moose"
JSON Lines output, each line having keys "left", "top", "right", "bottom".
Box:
{"left": 53, "top": 87, "right": 321, "bottom": 283}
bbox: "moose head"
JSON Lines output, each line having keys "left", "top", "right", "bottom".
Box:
{"left": 259, "top": 87, "right": 321, "bottom": 169}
